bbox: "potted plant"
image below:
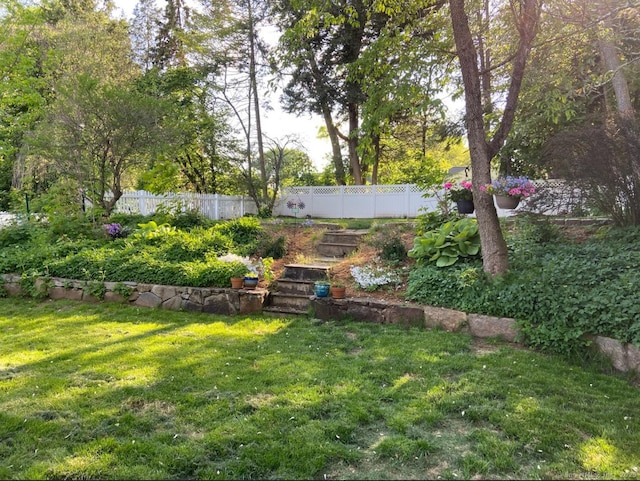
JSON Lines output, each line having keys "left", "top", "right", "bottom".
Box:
{"left": 330, "top": 282, "right": 346, "bottom": 299}
{"left": 243, "top": 272, "right": 259, "bottom": 289}
{"left": 444, "top": 180, "right": 474, "bottom": 214}
{"left": 480, "top": 176, "right": 536, "bottom": 209}
{"left": 229, "top": 263, "right": 248, "bottom": 289}
{"left": 314, "top": 278, "right": 330, "bottom": 297}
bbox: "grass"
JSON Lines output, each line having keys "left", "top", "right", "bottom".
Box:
{"left": 1, "top": 298, "right": 639, "bottom": 480}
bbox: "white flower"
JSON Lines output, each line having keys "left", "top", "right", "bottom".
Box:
{"left": 350, "top": 265, "right": 400, "bottom": 291}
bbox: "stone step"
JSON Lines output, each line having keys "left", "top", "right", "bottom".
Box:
{"left": 322, "top": 231, "right": 366, "bottom": 245}
{"left": 262, "top": 305, "right": 309, "bottom": 316}
{"left": 316, "top": 242, "right": 359, "bottom": 257}
{"left": 267, "top": 292, "right": 313, "bottom": 311}
{"left": 282, "top": 264, "right": 330, "bottom": 282}
{"left": 275, "top": 279, "right": 316, "bottom": 295}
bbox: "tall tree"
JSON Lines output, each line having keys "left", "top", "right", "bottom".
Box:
{"left": 27, "top": 75, "right": 172, "bottom": 214}
{"left": 0, "top": 0, "right": 48, "bottom": 208}
{"left": 273, "top": 0, "right": 451, "bottom": 186}
{"left": 130, "top": 0, "right": 162, "bottom": 72}
{"left": 449, "top": 0, "right": 541, "bottom": 275}
{"left": 194, "top": 0, "right": 274, "bottom": 209}
{"left": 152, "top": 0, "right": 189, "bottom": 70}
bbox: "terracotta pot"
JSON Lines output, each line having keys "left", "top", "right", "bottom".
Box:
{"left": 456, "top": 199, "right": 474, "bottom": 214}
{"left": 230, "top": 277, "right": 244, "bottom": 289}
{"left": 494, "top": 195, "right": 521, "bottom": 210}
{"left": 330, "top": 286, "right": 346, "bottom": 299}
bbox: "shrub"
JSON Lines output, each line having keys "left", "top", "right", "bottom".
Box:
{"left": 0, "top": 219, "right": 44, "bottom": 248}
{"left": 170, "top": 209, "right": 215, "bottom": 230}
{"left": 408, "top": 218, "right": 481, "bottom": 267}
{"left": 256, "top": 234, "right": 287, "bottom": 259}
{"left": 406, "top": 225, "right": 640, "bottom": 355}
{"left": 379, "top": 236, "right": 407, "bottom": 263}
{"left": 215, "top": 217, "right": 263, "bottom": 256}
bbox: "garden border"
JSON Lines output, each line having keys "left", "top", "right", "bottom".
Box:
{"left": 2, "top": 273, "right": 638, "bottom": 375}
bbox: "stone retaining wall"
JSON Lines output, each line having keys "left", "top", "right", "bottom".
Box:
{"left": 1, "top": 274, "right": 267, "bottom": 316}
{"left": 312, "top": 296, "right": 640, "bottom": 374}
{"left": 2, "top": 273, "right": 637, "bottom": 374}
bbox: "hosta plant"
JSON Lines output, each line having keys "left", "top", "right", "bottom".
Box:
{"left": 408, "top": 217, "right": 481, "bottom": 267}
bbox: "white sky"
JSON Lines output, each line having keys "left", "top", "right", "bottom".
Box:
{"left": 111, "top": 0, "right": 332, "bottom": 169}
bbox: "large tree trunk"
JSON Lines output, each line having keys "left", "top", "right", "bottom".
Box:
{"left": 347, "top": 102, "right": 363, "bottom": 185}
{"left": 598, "top": 14, "right": 633, "bottom": 117}
{"left": 308, "top": 49, "right": 346, "bottom": 185}
{"left": 449, "top": 0, "right": 540, "bottom": 275}
{"left": 247, "top": 0, "right": 267, "bottom": 200}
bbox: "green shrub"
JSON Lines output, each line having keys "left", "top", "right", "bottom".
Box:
{"left": 414, "top": 210, "right": 459, "bottom": 235}
{"left": 85, "top": 280, "right": 106, "bottom": 300}
{"left": 408, "top": 218, "right": 481, "bottom": 267}
{"left": 256, "top": 234, "right": 287, "bottom": 259}
{"left": 380, "top": 236, "right": 407, "bottom": 263}
{"left": 46, "top": 213, "right": 102, "bottom": 242}
{"left": 0, "top": 219, "right": 44, "bottom": 248}
{"left": 214, "top": 217, "right": 263, "bottom": 256}
{"left": 407, "top": 225, "right": 640, "bottom": 355}
{"left": 159, "top": 228, "right": 232, "bottom": 262}
{"left": 170, "top": 209, "right": 215, "bottom": 230}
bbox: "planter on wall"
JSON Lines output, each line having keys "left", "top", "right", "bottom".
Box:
{"left": 456, "top": 199, "right": 475, "bottom": 214}
{"left": 314, "top": 282, "right": 330, "bottom": 297}
{"left": 330, "top": 286, "right": 346, "bottom": 299}
{"left": 230, "top": 277, "right": 244, "bottom": 289}
{"left": 243, "top": 276, "right": 259, "bottom": 289}
{"left": 494, "top": 195, "right": 521, "bottom": 210}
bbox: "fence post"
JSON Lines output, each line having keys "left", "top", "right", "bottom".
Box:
{"left": 369, "top": 185, "right": 374, "bottom": 218}
{"left": 406, "top": 184, "right": 411, "bottom": 218}
{"left": 138, "top": 190, "right": 146, "bottom": 216}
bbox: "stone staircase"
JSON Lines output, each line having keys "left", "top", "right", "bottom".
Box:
{"left": 264, "top": 264, "right": 330, "bottom": 315}
{"left": 263, "top": 228, "right": 368, "bottom": 315}
{"left": 316, "top": 229, "right": 368, "bottom": 257}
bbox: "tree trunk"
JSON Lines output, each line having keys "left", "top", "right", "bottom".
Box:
{"left": 247, "top": 0, "right": 267, "bottom": 200}
{"left": 347, "top": 102, "right": 363, "bottom": 185}
{"left": 449, "top": 0, "right": 540, "bottom": 275}
{"left": 320, "top": 105, "right": 346, "bottom": 185}
{"left": 308, "top": 49, "right": 346, "bottom": 185}
{"left": 598, "top": 15, "right": 633, "bottom": 117}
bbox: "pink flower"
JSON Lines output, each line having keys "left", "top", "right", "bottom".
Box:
{"left": 444, "top": 182, "right": 453, "bottom": 189}
{"left": 461, "top": 181, "right": 472, "bottom": 190}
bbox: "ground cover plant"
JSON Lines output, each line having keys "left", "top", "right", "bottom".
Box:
{"left": 1, "top": 211, "right": 639, "bottom": 359}
{"left": 0, "top": 214, "right": 280, "bottom": 288}
{"left": 406, "top": 215, "right": 640, "bottom": 355}
{"left": 0, "top": 298, "right": 639, "bottom": 480}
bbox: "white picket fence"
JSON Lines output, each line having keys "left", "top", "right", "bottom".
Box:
{"left": 108, "top": 181, "right": 569, "bottom": 220}
{"left": 111, "top": 191, "right": 259, "bottom": 219}
{"left": 276, "top": 184, "right": 437, "bottom": 218}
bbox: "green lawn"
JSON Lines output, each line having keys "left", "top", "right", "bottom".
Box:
{"left": 1, "top": 298, "right": 639, "bottom": 480}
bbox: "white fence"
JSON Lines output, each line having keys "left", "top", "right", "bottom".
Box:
{"left": 110, "top": 191, "right": 258, "bottom": 219}
{"left": 109, "top": 181, "right": 570, "bottom": 220}
{"left": 275, "top": 184, "right": 437, "bottom": 218}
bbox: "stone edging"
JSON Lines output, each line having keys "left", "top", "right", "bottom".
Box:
{"left": 312, "top": 296, "right": 640, "bottom": 375}
{"left": 2, "top": 273, "right": 638, "bottom": 375}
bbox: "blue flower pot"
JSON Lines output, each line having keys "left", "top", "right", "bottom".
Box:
{"left": 314, "top": 282, "right": 330, "bottom": 297}
{"left": 244, "top": 276, "right": 259, "bottom": 289}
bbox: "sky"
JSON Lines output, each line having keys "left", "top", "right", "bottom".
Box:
{"left": 111, "top": 0, "right": 332, "bottom": 169}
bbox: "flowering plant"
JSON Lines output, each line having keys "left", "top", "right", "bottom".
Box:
{"left": 103, "top": 222, "right": 130, "bottom": 239}
{"left": 444, "top": 180, "right": 473, "bottom": 202}
{"left": 480, "top": 176, "right": 536, "bottom": 198}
